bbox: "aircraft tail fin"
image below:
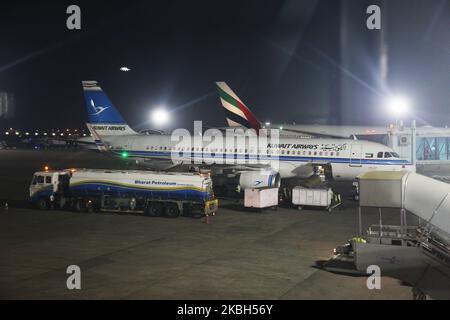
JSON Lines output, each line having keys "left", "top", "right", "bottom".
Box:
{"left": 215, "top": 82, "right": 262, "bottom": 131}
{"left": 82, "top": 81, "right": 137, "bottom": 136}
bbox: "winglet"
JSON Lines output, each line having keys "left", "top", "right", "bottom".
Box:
{"left": 85, "top": 123, "right": 109, "bottom": 152}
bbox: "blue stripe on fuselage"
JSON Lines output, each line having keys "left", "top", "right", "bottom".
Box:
{"left": 110, "top": 150, "right": 410, "bottom": 165}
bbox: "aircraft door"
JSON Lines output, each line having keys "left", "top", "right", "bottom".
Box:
{"left": 349, "top": 144, "right": 363, "bottom": 167}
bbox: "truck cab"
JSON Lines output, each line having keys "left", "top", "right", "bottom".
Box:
{"left": 29, "top": 170, "right": 70, "bottom": 209}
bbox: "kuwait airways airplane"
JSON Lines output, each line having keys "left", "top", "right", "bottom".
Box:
{"left": 81, "top": 81, "right": 414, "bottom": 188}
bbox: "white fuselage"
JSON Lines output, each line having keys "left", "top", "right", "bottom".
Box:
{"left": 95, "top": 133, "right": 414, "bottom": 180}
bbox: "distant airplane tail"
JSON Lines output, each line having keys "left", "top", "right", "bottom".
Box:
{"left": 215, "top": 82, "right": 262, "bottom": 131}
{"left": 82, "top": 80, "right": 137, "bottom": 136}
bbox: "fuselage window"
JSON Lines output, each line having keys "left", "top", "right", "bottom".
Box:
{"left": 319, "top": 151, "right": 322, "bottom": 156}
{"left": 365, "top": 153, "right": 373, "bottom": 158}
{"left": 336, "top": 152, "right": 340, "bottom": 157}
{"left": 314, "top": 151, "right": 317, "bottom": 156}
{"left": 330, "top": 152, "right": 334, "bottom": 157}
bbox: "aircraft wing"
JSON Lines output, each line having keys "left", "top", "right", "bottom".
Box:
{"left": 204, "top": 163, "right": 271, "bottom": 171}
{"left": 309, "top": 159, "right": 331, "bottom": 165}
{"left": 34, "top": 136, "right": 96, "bottom": 145}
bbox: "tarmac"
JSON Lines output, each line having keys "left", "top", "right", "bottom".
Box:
{"left": 0, "top": 149, "right": 414, "bottom": 299}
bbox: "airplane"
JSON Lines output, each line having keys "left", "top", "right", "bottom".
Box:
{"left": 216, "top": 81, "right": 391, "bottom": 139}
{"left": 81, "top": 80, "right": 414, "bottom": 189}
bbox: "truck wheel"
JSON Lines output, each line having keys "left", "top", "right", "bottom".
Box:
{"left": 147, "top": 203, "right": 162, "bottom": 217}
{"left": 75, "top": 200, "right": 85, "bottom": 212}
{"left": 165, "top": 203, "right": 180, "bottom": 218}
{"left": 36, "top": 198, "right": 48, "bottom": 210}
{"left": 191, "top": 212, "right": 202, "bottom": 219}
{"left": 86, "top": 201, "right": 95, "bottom": 213}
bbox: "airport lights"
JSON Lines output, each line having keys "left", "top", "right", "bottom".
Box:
{"left": 387, "top": 95, "right": 410, "bottom": 118}
{"left": 387, "top": 94, "right": 411, "bottom": 131}
{"left": 151, "top": 107, "right": 170, "bottom": 130}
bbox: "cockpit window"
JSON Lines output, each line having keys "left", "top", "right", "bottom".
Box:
{"left": 391, "top": 152, "right": 400, "bottom": 158}
{"left": 384, "top": 152, "right": 392, "bottom": 158}
{"left": 377, "top": 152, "right": 383, "bottom": 158}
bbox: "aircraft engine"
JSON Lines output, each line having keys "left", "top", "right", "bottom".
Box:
{"left": 238, "top": 170, "right": 281, "bottom": 189}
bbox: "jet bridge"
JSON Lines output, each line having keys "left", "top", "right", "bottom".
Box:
{"left": 359, "top": 171, "right": 450, "bottom": 236}
{"left": 358, "top": 171, "right": 450, "bottom": 299}
{"left": 325, "top": 171, "right": 450, "bottom": 299}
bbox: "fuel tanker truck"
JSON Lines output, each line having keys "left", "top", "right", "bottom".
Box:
{"left": 29, "top": 168, "right": 218, "bottom": 218}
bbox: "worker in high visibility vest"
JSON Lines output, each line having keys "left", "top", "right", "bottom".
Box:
{"left": 332, "top": 190, "right": 342, "bottom": 206}
{"left": 352, "top": 236, "right": 366, "bottom": 243}
{"left": 235, "top": 184, "right": 241, "bottom": 203}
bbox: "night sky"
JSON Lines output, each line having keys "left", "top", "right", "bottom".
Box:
{"left": 1, "top": 0, "right": 450, "bottom": 130}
